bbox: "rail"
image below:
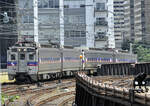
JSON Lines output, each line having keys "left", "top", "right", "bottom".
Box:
{"left": 76, "top": 72, "right": 150, "bottom": 105}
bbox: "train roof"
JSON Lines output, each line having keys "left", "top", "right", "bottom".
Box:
{"left": 9, "top": 41, "right": 136, "bottom": 56}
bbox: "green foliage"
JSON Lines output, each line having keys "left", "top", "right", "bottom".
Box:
{"left": 1, "top": 93, "right": 20, "bottom": 105}
{"left": 1, "top": 93, "right": 8, "bottom": 105}
{"left": 122, "top": 40, "right": 150, "bottom": 62}
{"left": 132, "top": 43, "right": 150, "bottom": 62}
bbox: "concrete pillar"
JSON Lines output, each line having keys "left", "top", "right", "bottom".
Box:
{"left": 148, "top": 64, "right": 150, "bottom": 75}
{"left": 92, "top": 96, "right": 96, "bottom": 106}
{"left": 117, "top": 64, "right": 121, "bottom": 75}
{"left": 108, "top": 65, "right": 110, "bottom": 76}
{"left": 111, "top": 65, "right": 113, "bottom": 76}
{"left": 145, "top": 64, "right": 148, "bottom": 74}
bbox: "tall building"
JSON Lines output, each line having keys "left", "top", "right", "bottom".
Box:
{"left": 94, "top": 0, "right": 115, "bottom": 48}
{"left": 94, "top": 0, "right": 108, "bottom": 48}
{"left": 124, "top": 0, "right": 135, "bottom": 41}
{"left": 64, "top": 0, "right": 94, "bottom": 47}
{"left": 142, "top": 0, "right": 150, "bottom": 43}
{"left": 107, "top": 0, "right": 115, "bottom": 48}
{"left": 17, "top": 0, "right": 94, "bottom": 48}
{"left": 0, "top": 0, "right": 17, "bottom": 68}
{"left": 124, "top": 0, "right": 150, "bottom": 44}
{"left": 113, "top": 0, "right": 124, "bottom": 49}
{"left": 134, "top": 0, "right": 143, "bottom": 41}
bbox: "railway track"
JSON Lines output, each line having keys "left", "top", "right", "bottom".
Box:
{"left": 27, "top": 84, "right": 75, "bottom": 106}
{"left": 58, "top": 96, "right": 75, "bottom": 106}
{"left": 94, "top": 76, "right": 134, "bottom": 88}
{"left": 2, "top": 75, "right": 136, "bottom": 106}
{"left": 34, "top": 89, "right": 75, "bottom": 106}
{"left": 2, "top": 79, "right": 75, "bottom": 106}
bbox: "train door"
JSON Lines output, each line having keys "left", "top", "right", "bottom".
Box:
{"left": 18, "top": 52, "right": 27, "bottom": 72}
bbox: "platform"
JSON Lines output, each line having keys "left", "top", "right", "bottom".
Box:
{"left": 0, "top": 70, "right": 15, "bottom": 83}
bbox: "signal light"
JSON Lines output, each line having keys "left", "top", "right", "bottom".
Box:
{"left": 80, "top": 55, "right": 83, "bottom": 59}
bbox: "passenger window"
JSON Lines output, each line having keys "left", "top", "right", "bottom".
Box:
{"left": 29, "top": 54, "right": 34, "bottom": 60}
{"left": 11, "top": 54, "right": 16, "bottom": 60}
{"left": 20, "top": 54, "right": 25, "bottom": 60}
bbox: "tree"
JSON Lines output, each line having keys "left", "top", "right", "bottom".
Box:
{"left": 134, "top": 45, "right": 150, "bottom": 62}
{"left": 121, "top": 39, "right": 130, "bottom": 51}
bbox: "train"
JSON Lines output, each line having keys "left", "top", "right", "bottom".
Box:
{"left": 7, "top": 41, "right": 137, "bottom": 82}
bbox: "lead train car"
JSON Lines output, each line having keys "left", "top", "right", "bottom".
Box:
{"left": 7, "top": 42, "right": 137, "bottom": 82}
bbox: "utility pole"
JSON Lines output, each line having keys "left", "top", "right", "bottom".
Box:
{"left": 82, "top": 50, "right": 85, "bottom": 70}
{"left": 59, "top": 0, "right": 64, "bottom": 46}
{"left": 58, "top": 0, "right": 64, "bottom": 83}
{"left": 33, "top": 0, "right": 38, "bottom": 43}
{"left": 59, "top": 46, "right": 63, "bottom": 83}
{"left": 130, "top": 43, "right": 133, "bottom": 54}
{"left": 80, "top": 50, "right": 85, "bottom": 71}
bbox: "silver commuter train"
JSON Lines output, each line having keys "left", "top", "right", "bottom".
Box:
{"left": 7, "top": 42, "right": 137, "bottom": 82}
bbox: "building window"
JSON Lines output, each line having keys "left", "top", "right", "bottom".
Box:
{"left": 95, "top": 32, "right": 107, "bottom": 40}
{"left": 23, "top": 16, "right": 28, "bottom": 23}
{"left": 96, "top": 18, "right": 107, "bottom": 26}
{"left": 29, "top": 16, "right": 34, "bottom": 23}
{"left": 11, "top": 54, "right": 16, "bottom": 60}
{"left": 49, "top": 0, "right": 54, "bottom": 8}
{"left": 23, "top": 16, "right": 33, "bottom": 23}
{"left": 78, "top": 16, "right": 84, "bottom": 23}
{"left": 96, "top": 3, "right": 105, "bottom": 11}
{"left": 38, "top": 1, "right": 42, "bottom": 8}
{"left": 43, "top": 0, "right": 48, "bottom": 8}
{"left": 81, "top": 31, "right": 86, "bottom": 37}
{"left": 38, "top": 0, "right": 59, "bottom": 8}
{"left": 64, "top": 5, "right": 69, "bottom": 8}
{"left": 64, "top": 31, "right": 86, "bottom": 38}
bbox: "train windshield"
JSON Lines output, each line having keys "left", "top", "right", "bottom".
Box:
{"left": 20, "top": 54, "right": 25, "bottom": 60}
{"left": 11, "top": 54, "right": 16, "bottom": 60}
{"left": 29, "top": 54, "right": 34, "bottom": 60}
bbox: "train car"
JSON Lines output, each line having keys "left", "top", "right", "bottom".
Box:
{"left": 7, "top": 42, "right": 137, "bottom": 82}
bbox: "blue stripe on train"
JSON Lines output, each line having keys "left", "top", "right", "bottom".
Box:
{"left": 7, "top": 61, "right": 17, "bottom": 66}
{"left": 27, "top": 62, "right": 38, "bottom": 66}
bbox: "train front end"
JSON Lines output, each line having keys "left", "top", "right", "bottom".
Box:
{"left": 7, "top": 42, "right": 38, "bottom": 82}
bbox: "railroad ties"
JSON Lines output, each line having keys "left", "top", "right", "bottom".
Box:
{"left": 75, "top": 62, "right": 150, "bottom": 106}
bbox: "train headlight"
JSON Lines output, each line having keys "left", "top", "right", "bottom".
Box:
{"left": 24, "top": 48, "right": 26, "bottom": 51}
{"left": 135, "top": 81, "right": 138, "bottom": 85}
{"left": 142, "top": 81, "right": 145, "bottom": 85}
{"left": 18, "top": 48, "right": 21, "bottom": 51}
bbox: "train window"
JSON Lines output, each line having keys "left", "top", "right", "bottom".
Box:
{"left": 11, "top": 54, "right": 16, "bottom": 60}
{"left": 11, "top": 48, "right": 17, "bottom": 52}
{"left": 27, "top": 48, "right": 34, "bottom": 52}
{"left": 20, "top": 54, "right": 25, "bottom": 60}
{"left": 29, "top": 54, "right": 34, "bottom": 60}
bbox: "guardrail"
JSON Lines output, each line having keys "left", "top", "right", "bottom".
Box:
{"left": 76, "top": 72, "right": 150, "bottom": 106}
